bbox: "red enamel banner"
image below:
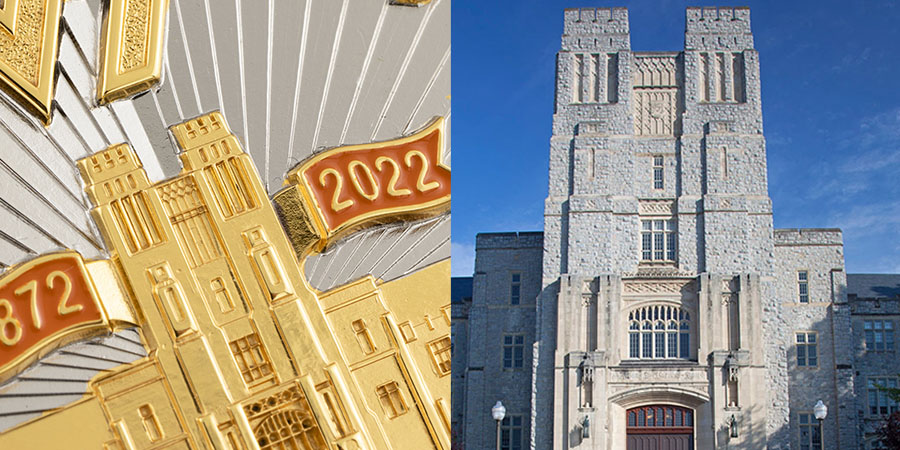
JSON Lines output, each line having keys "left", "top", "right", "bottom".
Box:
{"left": 288, "top": 117, "right": 450, "bottom": 238}
{"left": 0, "top": 253, "right": 107, "bottom": 380}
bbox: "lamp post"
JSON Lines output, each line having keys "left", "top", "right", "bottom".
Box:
{"left": 492, "top": 401, "right": 506, "bottom": 450}
{"left": 813, "top": 400, "right": 827, "bottom": 450}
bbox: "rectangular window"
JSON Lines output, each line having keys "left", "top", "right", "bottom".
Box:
{"left": 229, "top": 332, "right": 274, "bottom": 387}
{"left": 798, "top": 413, "right": 822, "bottom": 450}
{"left": 501, "top": 415, "right": 524, "bottom": 450}
{"left": 653, "top": 156, "right": 664, "bottom": 189}
{"left": 429, "top": 337, "right": 452, "bottom": 375}
{"left": 352, "top": 319, "right": 376, "bottom": 355}
{"left": 868, "top": 378, "right": 899, "bottom": 416}
{"left": 798, "top": 271, "right": 809, "bottom": 303}
{"left": 375, "top": 381, "right": 408, "bottom": 419}
{"left": 640, "top": 219, "right": 676, "bottom": 262}
{"left": 503, "top": 335, "right": 525, "bottom": 369}
{"left": 138, "top": 404, "right": 163, "bottom": 442}
{"left": 865, "top": 320, "right": 895, "bottom": 352}
{"left": 795, "top": 332, "right": 817, "bottom": 367}
{"left": 510, "top": 273, "right": 521, "bottom": 305}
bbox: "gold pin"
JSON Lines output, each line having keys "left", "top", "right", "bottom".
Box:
{"left": 0, "top": 112, "right": 451, "bottom": 450}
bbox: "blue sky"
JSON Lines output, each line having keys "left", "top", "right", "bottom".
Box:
{"left": 451, "top": 1, "right": 900, "bottom": 277}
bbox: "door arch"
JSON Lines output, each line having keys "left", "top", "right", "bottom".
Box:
{"left": 626, "top": 405, "right": 693, "bottom": 450}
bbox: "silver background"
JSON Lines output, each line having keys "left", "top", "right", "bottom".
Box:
{"left": 0, "top": 0, "right": 450, "bottom": 430}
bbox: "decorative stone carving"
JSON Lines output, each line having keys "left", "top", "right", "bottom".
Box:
{"left": 623, "top": 280, "right": 695, "bottom": 295}
{"left": 623, "top": 267, "right": 696, "bottom": 278}
{"left": 633, "top": 55, "right": 679, "bottom": 136}
{"left": 634, "top": 56, "right": 677, "bottom": 88}
{"left": 638, "top": 199, "right": 676, "bottom": 216}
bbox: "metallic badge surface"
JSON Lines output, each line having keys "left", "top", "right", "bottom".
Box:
{"left": 0, "top": 0, "right": 450, "bottom": 449}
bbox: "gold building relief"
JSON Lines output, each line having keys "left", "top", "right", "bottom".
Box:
{"left": 0, "top": 111, "right": 451, "bottom": 449}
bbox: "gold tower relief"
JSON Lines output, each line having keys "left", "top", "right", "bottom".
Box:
{"left": 0, "top": 111, "right": 451, "bottom": 450}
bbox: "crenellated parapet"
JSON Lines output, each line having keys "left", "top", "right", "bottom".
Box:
{"left": 562, "top": 7, "right": 630, "bottom": 52}
{"left": 685, "top": 6, "right": 753, "bottom": 51}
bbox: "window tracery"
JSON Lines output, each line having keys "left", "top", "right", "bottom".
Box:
{"left": 628, "top": 304, "right": 691, "bottom": 360}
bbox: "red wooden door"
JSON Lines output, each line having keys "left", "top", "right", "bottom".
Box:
{"left": 626, "top": 405, "right": 693, "bottom": 450}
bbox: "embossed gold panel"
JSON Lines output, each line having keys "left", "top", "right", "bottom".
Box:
{"left": 0, "top": 0, "right": 64, "bottom": 124}
{"left": 97, "top": 0, "right": 169, "bottom": 103}
{"left": 0, "top": 112, "right": 451, "bottom": 450}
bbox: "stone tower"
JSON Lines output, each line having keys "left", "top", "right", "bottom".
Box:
{"left": 535, "top": 7, "right": 787, "bottom": 449}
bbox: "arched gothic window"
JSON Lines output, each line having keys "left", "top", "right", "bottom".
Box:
{"left": 628, "top": 304, "right": 691, "bottom": 360}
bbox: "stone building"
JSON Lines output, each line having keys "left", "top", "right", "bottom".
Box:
{"left": 453, "top": 6, "right": 900, "bottom": 450}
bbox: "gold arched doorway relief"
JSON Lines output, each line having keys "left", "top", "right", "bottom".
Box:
{"left": 254, "top": 409, "right": 328, "bottom": 450}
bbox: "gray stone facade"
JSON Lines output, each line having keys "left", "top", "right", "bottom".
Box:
{"left": 453, "top": 6, "right": 900, "bottom": 450}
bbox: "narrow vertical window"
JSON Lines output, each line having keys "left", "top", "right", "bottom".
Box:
{"left": 503, "top": 335, "right": 525, "bottom": 369}
{"left": 139, "top": 404, "right": 163, "bottom": 442}
{"left": 510, "top": 273, "right": 521, "bottom": 305}
{"left": 798, "top": 413, "right": 822, "bottom": 450}
{"left": 210, "top": 277, "right": 234, "bottom": 313}
{"left": 500, "top": 415, "right": 524, "bottom": 450}
{"left": 352, "top": 319, "right": 376, "bottom": 355}
{"left": 653, "top": 156, "right": 664, "bottom": 189}
{"left": 795, "top": 332, "right": 817, "bottom": 367}
{"left": 798, "top": 271, "right": 809, "bottom": 303}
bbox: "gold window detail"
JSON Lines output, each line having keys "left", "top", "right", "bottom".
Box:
{"left": 230, "top": 333, "right": 274, "bottom": 387}
{"left": 429, "top": 337, "right": 452, "bottom": 376}
{"left": 244, "top": 227, "right": 291, "bottom": 301}
{"left": 158, "top": 177, "right": 223, "bottom": 267}
{"left": 211, "top": 277, "right": 234, "bottom": 313}
{"left": 352, "top": 319, "right": 376, "bottom": 355}
{"left": 375, "top": 381, "right": 408, "bottom": 419}
{"left": 205, "top": 156, "right": 256, "bottom": 218}
{"left": 110, "top": 192, "right": 163, "bottom": 253}
{"left": 148, "top": 262, "right": 195, "bottom": 336}
{"left": 138, "top": 404, "right": 163, "bottom": 442}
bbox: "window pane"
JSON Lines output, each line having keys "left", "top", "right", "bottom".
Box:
{"left": 629, "top": 333, "right": 639, "bottom": 358}
{"left": 812, "top": 423, "right": 822, "bottom": 445}
{"left": 666, "top": 234, "right": 676, "bottom": 260}
{"left": 655, "top": 333, "right": 665, "bottom": 358}
{"left": 680, "top": 333, "right": 689, "bottom": 358}
{"left": 642, "top": 333, "right": 652, "bottom": 358}
{"left": 668, "top": 333, "right": 677, "bottom": 358}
